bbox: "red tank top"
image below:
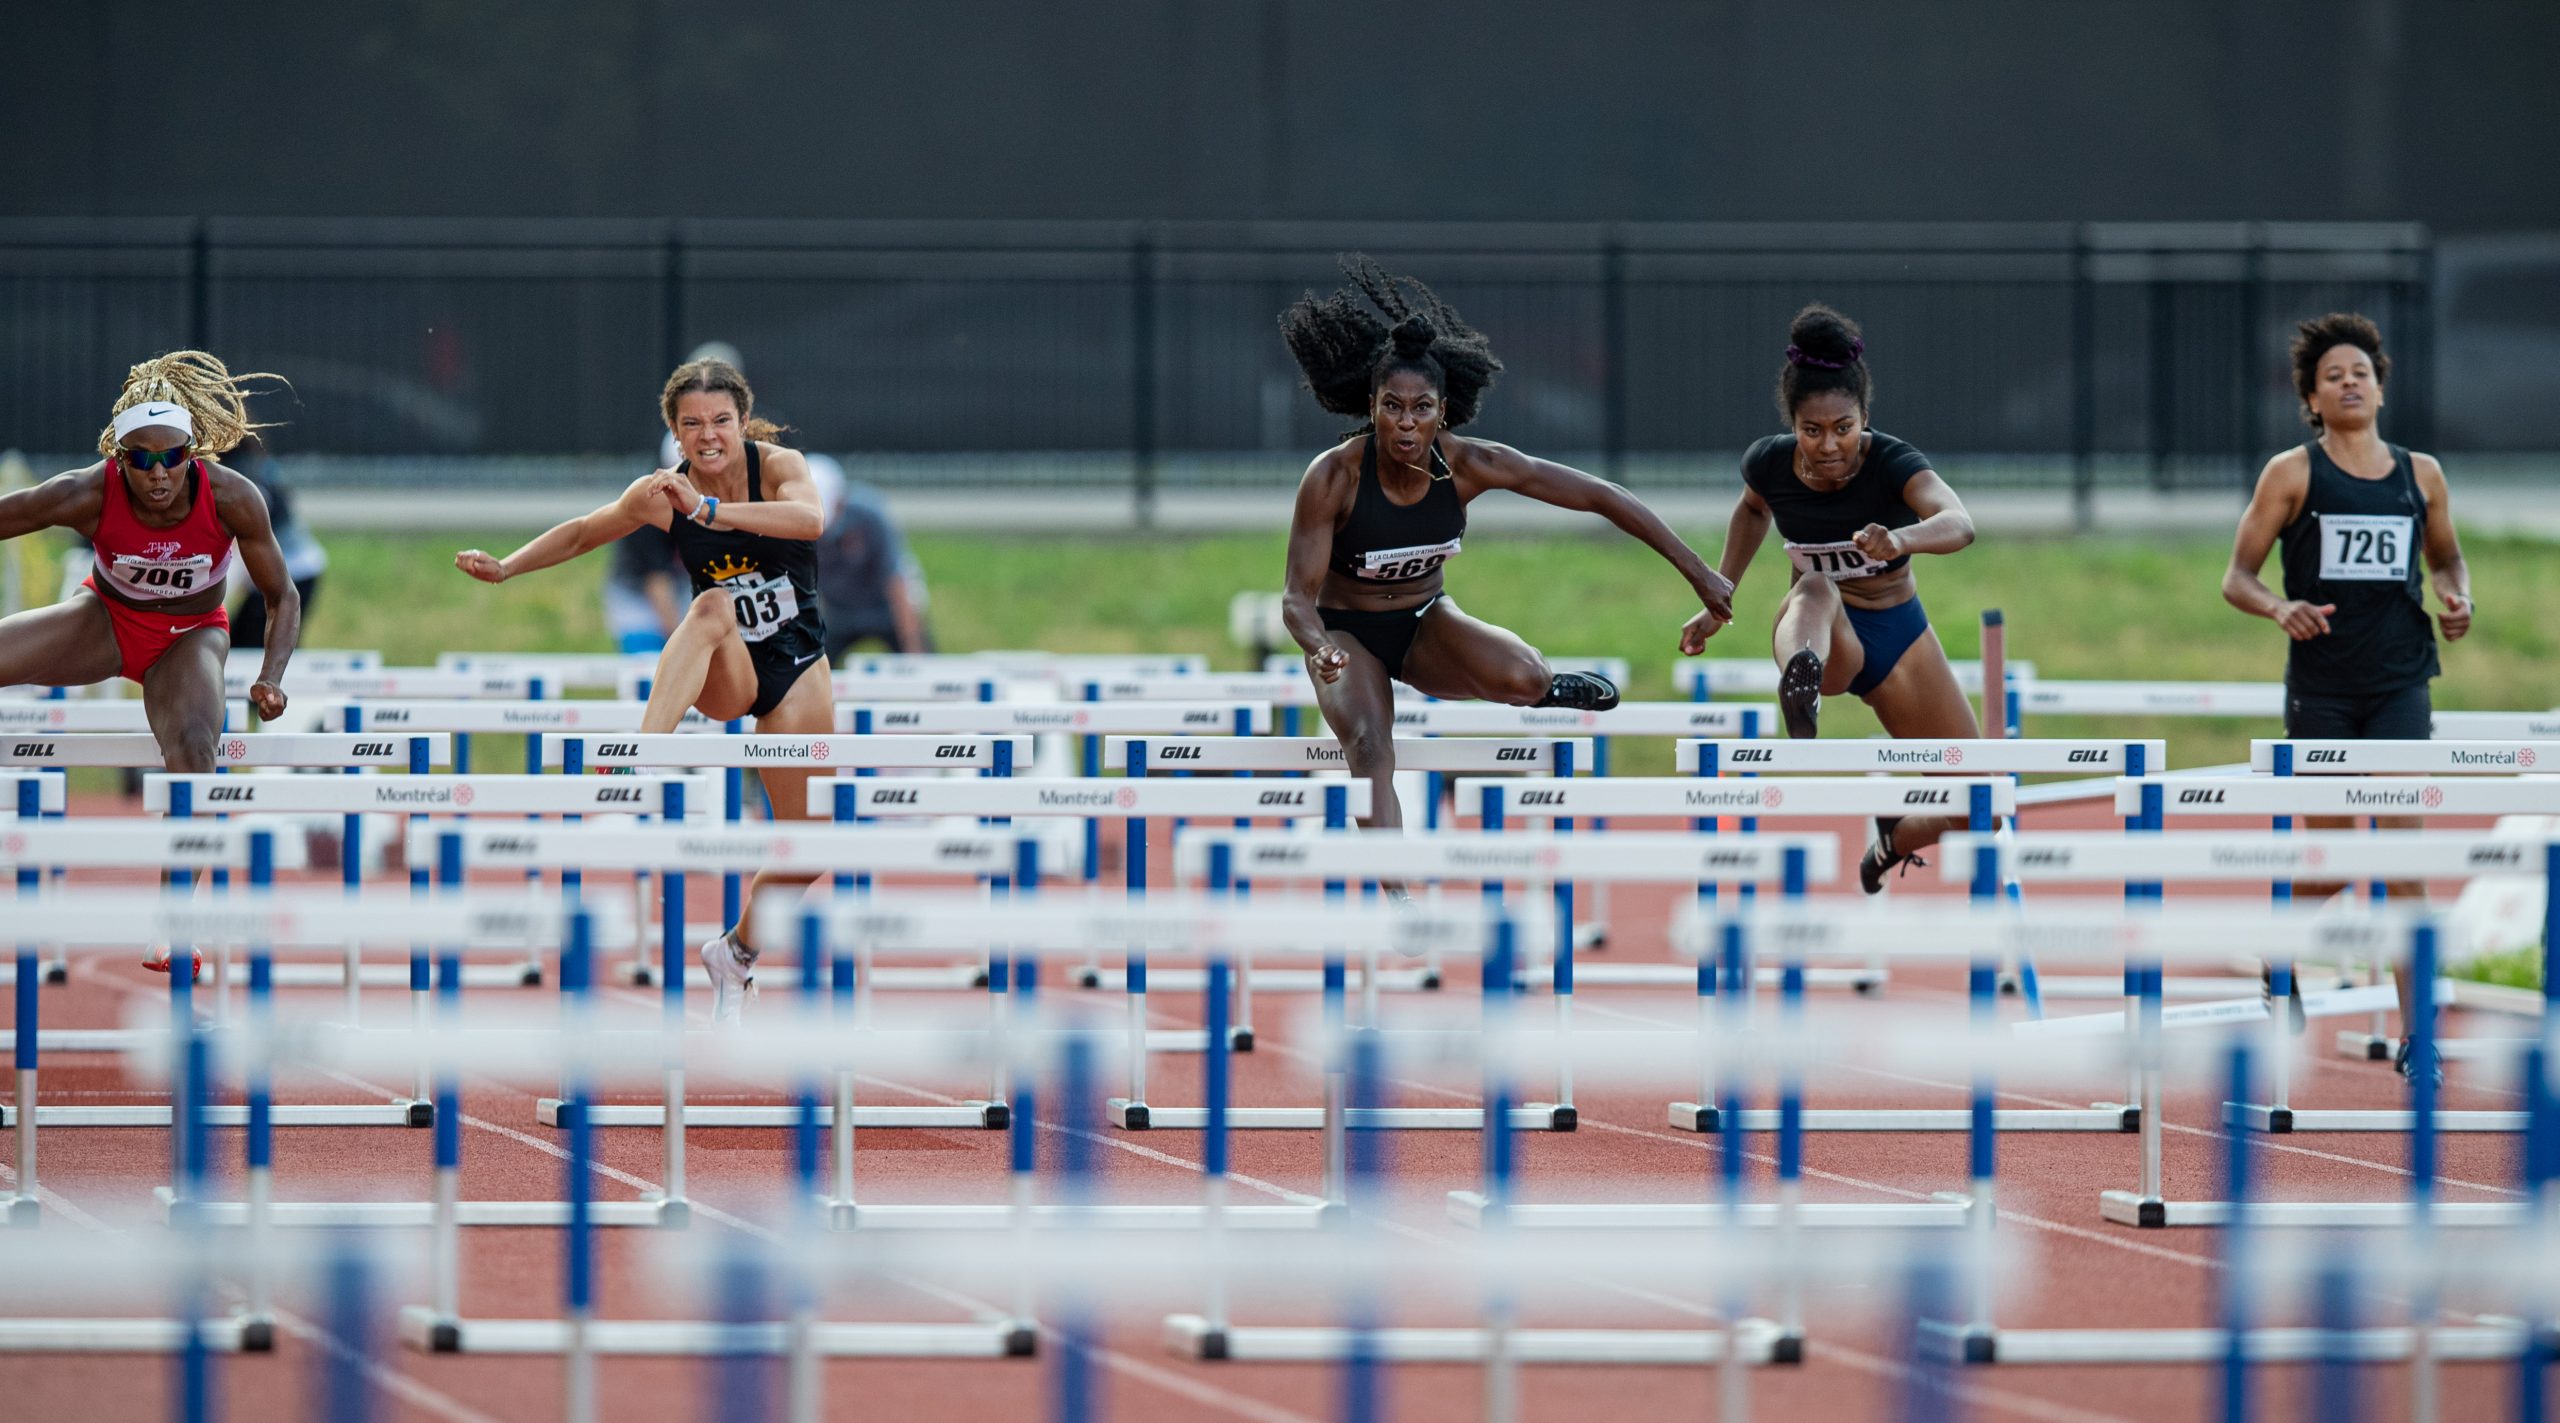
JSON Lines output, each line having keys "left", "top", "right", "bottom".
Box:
{"left": 92, "top": 458, "right": 236, "bottom": 603}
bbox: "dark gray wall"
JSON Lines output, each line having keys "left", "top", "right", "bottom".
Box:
{"left": 7, "top": 1, "right": 2551, "bottom": 231}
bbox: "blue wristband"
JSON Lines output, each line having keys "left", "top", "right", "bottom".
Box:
{"left": 692, "top": 495, "right": 719, "bottom": 528}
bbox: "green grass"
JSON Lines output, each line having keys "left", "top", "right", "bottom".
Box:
{"left": 22, "top": 523, "right": 2555, "bottom": 776}
{"left": 2454, "top": 945, "right": 2544, "bottom": 991}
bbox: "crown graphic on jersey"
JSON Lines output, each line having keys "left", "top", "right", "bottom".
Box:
{"left": 704, "top": 553, "right": 761, "bottom": 583}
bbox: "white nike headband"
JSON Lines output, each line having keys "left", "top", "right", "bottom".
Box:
{"left": 111, "top": 401, "right": 195, "bottom": 443}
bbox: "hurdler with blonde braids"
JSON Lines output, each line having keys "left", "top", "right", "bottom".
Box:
{"left": 0, "top": 351, "right": 304, "bottom": 976}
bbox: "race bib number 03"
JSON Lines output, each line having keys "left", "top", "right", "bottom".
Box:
{"left": 723, "top": 573, "right": 800, "bottom": 643}
{"left": 1359, "top": 538, "right": 1461, "bottom": 582}
{"left": 1784, "top": 539, "right": 1887, "bottom": 581}
{"left": 2318, "top": 514, "right": 2412, "bottom": 582}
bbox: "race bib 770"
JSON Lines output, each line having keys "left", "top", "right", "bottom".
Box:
{"left": 1784, "top": 539, "right": 1888, "bottom": 581}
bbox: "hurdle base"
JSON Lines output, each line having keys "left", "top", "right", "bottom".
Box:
{"left": 2099, "top": 1190, "right": 2527, "bottom": 1229}
{"left": 1163, "top": 1314, "right": 1787, "bottom": 1365}
{"left": 395, "top": 1309, "right": 1027, "bottom": 1358}
{"left": 152, "top": 1187, "right": 687, "bottom": 1229}
{"left": 828, "top": 1201, "right": 1330, "bottom": 1231}
{"left": 1444, "top": 1190, "right": 1970, "bottom": 1230}
{"left": 2337, "top": 1030, "right": 2513, "bottom": 1063}
{"left": 538, "top": 1099, "right": 1005, "bottom": 1129}
{"left": 1112, "top": 1101, "right": 1573, "bottom": 1132}
{"left": 1932, "top": 1321, "right": 2530, "bottom": 1365}
{"left": 404, "top": 1099, "right": 433, "bottom": 1128}
{"left": 1667, "top": 1102, "right": 2135, "bottom": 1134}
{"left": 43, "top": 962, "right": 67, "bottom": 986}
{"left": 2, "top": 1196, "right": 37, "bottom": 1228}
{"left": 1533, "top": 964, "right": 1884, "bottom": 993}
{"left": 0, "top": 1316, "right": 269, "bottom": 1355}
{"left": 0, "top": 1103, "right": 423, "bottom": 1129}
{"left": 2229, "top": 1103, "right": 2525, "bottom": 1133}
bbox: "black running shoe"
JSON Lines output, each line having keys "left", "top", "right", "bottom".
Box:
{"left": 1778, "top": 649, "right": 1823, "bottom": 740}
{"left": 1537, "top": 671, "right": 1620, "bottom": 711}
{"left": 2393, "top": 1037, "right": 2443, "bottom": 1088}
{"left": 1857, "top": 817, "right": 1925, "bottom": 895}
{"left": 2259, "top": 966, "right": 2308, "bottom": 1036}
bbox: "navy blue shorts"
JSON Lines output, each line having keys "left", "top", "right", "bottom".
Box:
{"left": 1844, "top": 596, "right": 1930, "bottom": 697}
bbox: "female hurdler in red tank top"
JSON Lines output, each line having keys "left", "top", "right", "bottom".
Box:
{"left": 0, "top": 352, "right": 303, "bottom": 978}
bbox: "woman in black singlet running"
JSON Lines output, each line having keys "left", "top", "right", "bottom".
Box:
{"left": 1702, "top": 306, "right": 1982, "bottom": 893}
{"left": 1280, "top": 257, "right": 1734, "bottom": 831}
{"left": 454, "top": 358, "right": 834, "bottom": 1023}
{"left": 2223, "top": 312, "right": 2472, "bottom": 1083}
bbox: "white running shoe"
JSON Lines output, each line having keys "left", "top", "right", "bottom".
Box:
{"left": 699, "top": 932, "right": 755, "bottom": 1025}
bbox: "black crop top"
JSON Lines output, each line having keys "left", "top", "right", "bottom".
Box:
{"left": 1741, "top": 431, "right": 1934, "bottom": 579}
{"left": 1327, "top": 435, "right": 1466, "bottom": 584}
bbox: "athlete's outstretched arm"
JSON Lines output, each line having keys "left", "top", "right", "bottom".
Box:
{"left": 2222, "top": 449, "right": 2332, "bottom": 640}
{"left": 1851, "top": 470, "right": 1975, "bottom": 563}
{"left": 2414, "top": 453, "right": 2472, "bottom": 641}
{"left": 212, "top": 466, "right": 299, "bottom": 719}
{"left": 455, "top": 478, "right": 657, "bottom": 584}
{"left": 1467, "top": 442, "right": 1734, "bottom": 646}
{"left": 656, "top": 447, "right": 825, "bottom": 541}
{"left": 0, "top": 468, "right": 103, "bottom": 542}
{"left": 1714, "top": 487, "right": 1774, "bottom": 592}
{"left": 1281, "top": 456, "right": 1355, "bottom": 683}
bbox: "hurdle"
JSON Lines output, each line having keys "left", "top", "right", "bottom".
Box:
{"left": 1106, "top": 732, "right": 1590, "bottom": 998}
{"left": 2433, "top": 710, "right": 2560, "bottom": 739}
{"left": 410, "top": 819, "right": 1033, "bottom": 1143}
{"left": 548, "top": 732, "right": 1034, "bottom": 991}
{"left": 394, "top": 911, "right": 1034, "bottom": 1371}
{"left": 782, "top": 892, "right": 1506, "bottom": 1228}
{"left": 2255, "top": 736, "right": 2560, "bottom": 1061}
{"left": 1949, "top": 828, "right": 2549, "bottom": 1230}
{"left": 0, "top": 700, "right": 249, "bottom": 734}
{"left": 1681, "top": 735, "right": 2167, "bottom": 1002}
{"left": 436, "top": 650, "right": 647, "bottom": 691}
{"left": 808, "top": 776, "right": 1362, "bottom": 1096}
{"left": 1461, "top": 772, "right": 2143, "bottom": 1134}
{"left": 0, "top": 732, "right": 445, "bottom": 770}
{"left": 1676, "top": 657, "right": 2030, "bottom": 701}
{"left": 2125, "top": 769, "right": 2560, "bottom": 1134}
{"left": 230, "top": 666, "right": 549, "bottom": 704}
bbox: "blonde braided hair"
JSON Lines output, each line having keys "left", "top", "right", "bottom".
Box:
{"left": 97, "top": 350, "right": 286, "bottom": 458}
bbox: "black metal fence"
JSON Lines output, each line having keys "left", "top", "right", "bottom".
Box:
{"left": 0, "top": 218, "right": 2432, "bottom": 508}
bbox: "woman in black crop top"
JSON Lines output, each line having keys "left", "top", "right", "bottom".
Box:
{"left": 454, "top": 357, "right": 835, "bottom": 1024}
{"left": 1278, "top": 256, "right": 1734, "bottom": 832}
{"left": 1704, "top": 306, "right": 1982, "bottom": 893}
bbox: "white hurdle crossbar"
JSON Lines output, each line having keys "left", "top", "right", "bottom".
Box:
{"left": 807, "top": 776, "right": 1366, "bottom": 1119}
{"left": 1949, "top": 830, "right": 2554, "bottom": 1229}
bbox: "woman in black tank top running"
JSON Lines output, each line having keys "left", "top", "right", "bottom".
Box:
{"left": 454, "top": 357, "right": 836, "bottom": 1024}
{"left": 2223, "top": 312, "right": 2472, "bottom": 1082}
{"left": 1279, "top": 256, "right": 1735, "bottom": 832}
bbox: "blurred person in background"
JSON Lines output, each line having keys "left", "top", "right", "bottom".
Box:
{"left": 815, "top": 460, "right": 931, "bottom": 660}
{"left": 226, "top": 432, "right": 327, "bottom": 649}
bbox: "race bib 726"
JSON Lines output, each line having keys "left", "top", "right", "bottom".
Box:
{"left": 2318, "top": 514, "right": 2413, "bottom": 582}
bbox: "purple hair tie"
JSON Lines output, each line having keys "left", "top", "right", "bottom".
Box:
{"left": 1786, "top": 339, "right": 1864, "bottom": 370}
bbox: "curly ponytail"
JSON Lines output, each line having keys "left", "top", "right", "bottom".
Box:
{"left": 1279, "top": 254, "right": 1503, "bottom": 429}
{"left": 98, "top": 350, "right": 285, "bottom": 458}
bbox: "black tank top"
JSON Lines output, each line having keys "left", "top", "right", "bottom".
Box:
{"left": 665, "top": 442, "right": 827, "bottom": 666}
{"left": 2277, "top": 440, "right": 2437, "bottom": 696}
{"left": 1740, "top": 432, "right": 1933, "bottom": 580}
{"left": 1327, "top": 436, "right": 1466, "bottom": 584}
